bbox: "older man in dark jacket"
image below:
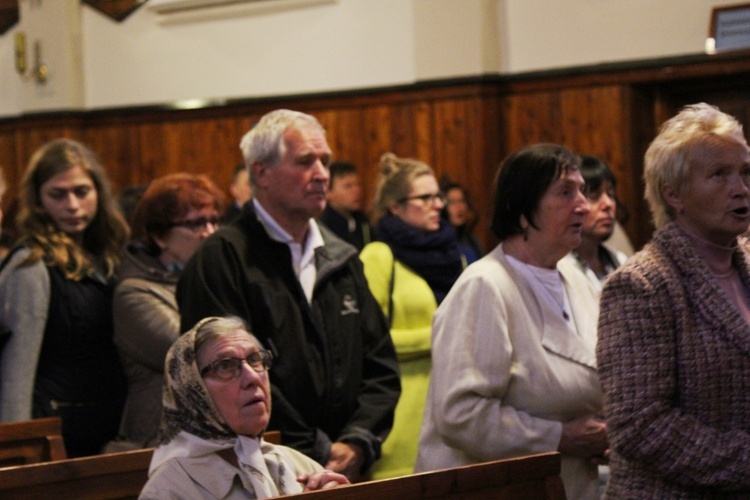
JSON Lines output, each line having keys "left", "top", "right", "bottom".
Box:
{"left": 177, "top": 109, "right": 400, "bottom": 481}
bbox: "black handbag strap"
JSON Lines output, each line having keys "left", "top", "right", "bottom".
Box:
{"left": 386, "top": 253, "right": 395, "bottom": 328}
{"left": 0, "top": 244, "right": 26, "bottom": 277}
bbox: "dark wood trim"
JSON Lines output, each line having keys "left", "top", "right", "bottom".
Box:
{"left": 82, "top": 0, "right": 148, "bottom": 22}
{"left": 0, "top": 0, "right": 18, "bottom": 35}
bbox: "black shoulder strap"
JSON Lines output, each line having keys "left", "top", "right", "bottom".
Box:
{"left": 386, "top": 247, "right": 395, "bottom": 328}
{"left": 0, "top": 244, "right": 26, "bottom": 277}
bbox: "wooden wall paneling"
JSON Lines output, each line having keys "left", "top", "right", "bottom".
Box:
{"left": 559, "top": 86, "right": 627, "bottom": 163}
{"left": 315, "top": 107, "right": 366, "bottom": 169}
{"left": 178, "top": 118, "right": 246, "bottom": 194}
{"left": 0, "top": 131, "right": 20, "bottom": 208}
{"left": 388, "top": 103, "right": 422, "bottom": 160}
{"left": 135, "top": 122, "right": 171, "bottom": 188}
{"left": 432, "top": 98, "right": 473, "bottom": 179}
{"left": 624, "top": 85, "right": 657, "bottom": 249}
{"left": 502, "top": 91, "right": 564, "bottom": 153}
{"left": 3, "top": 53, "right": 749, "bottom": 251}
{"left": 432, "top": 96, "right": 495, "bottom": 247}
{"left": 81, "top": 123, "right": 142, "bottom": 194}
{"left": 412, "top": 101, "right": 434, "bottom": 167}
{"left": 304, "top": 107, "right": 382, "bottom": 215}
{"left": 360, "top": 104, "right": 395, "bottom": 212}
{"left": 474, "top": 92, "right": 503, "bottom": 249}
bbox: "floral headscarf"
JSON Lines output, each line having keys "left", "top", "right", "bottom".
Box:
{"left": 156, "top": 317, "right": 239, "bottom": 445}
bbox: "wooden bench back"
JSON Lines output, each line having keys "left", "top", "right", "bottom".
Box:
{"left": 264, "top": 429, "right": 281, "bottom": 444}
{"left": 0, "top": 432, "right": 564, "bottom": 500}
{"left": 0, "top": 447, "right": 154, "bottom": 500}
{"left": 285, "top": 452, "right": 567, "bottom": 500}
{"left": 0, "top": 417, "right": 67, "bottom": 467}
{"left": 0, "top": 429, "right": 278, "bottom": 499}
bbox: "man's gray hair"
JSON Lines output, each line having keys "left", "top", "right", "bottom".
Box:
{"left": 239, "top": 109, "right": 324, "bottom": 187}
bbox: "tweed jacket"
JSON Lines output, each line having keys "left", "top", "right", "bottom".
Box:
{"left": 597, "top": 222, "right": 750, "bottom": 499}
{"left": 415, "top": 243, "right": 603, "bottom": 500}
{"left": 113, "top": 242, "right": 180, "bottom": 446}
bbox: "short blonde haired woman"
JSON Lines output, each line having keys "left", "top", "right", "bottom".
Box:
{"left": 598, "top": 103, "right": 750, "bottom": 497}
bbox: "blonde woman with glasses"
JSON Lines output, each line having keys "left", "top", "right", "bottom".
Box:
{"left": 360, "top": 152, "right": 463, "bottom": 479}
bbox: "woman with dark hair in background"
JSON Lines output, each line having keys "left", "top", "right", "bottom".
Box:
{"left": 112, "top": 173, "right": 224, "bottom": 448}
{"left": 563, "top": 155, "right": 627, "bottom": 295}
{"left": 441, "top": 180, "right": 484, "bottom": 264}
{"left": 416, "top": 144, "right": 607, "bottom": 499}
{"left": 0, "top": 138, "right": 129, "bottom": 457}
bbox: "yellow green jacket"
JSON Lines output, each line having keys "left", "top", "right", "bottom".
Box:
{"left": 360, "top": 242, "right": 436, "bottom": 479}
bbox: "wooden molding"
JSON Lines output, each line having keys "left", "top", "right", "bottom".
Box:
{"left": 82, "top": 0, "right": 148, "bottom": 22}
{"left": 0, "top": 0, "right": 19, "bottom": 35}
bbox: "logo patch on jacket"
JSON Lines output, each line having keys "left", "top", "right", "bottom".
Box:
{"left": 340, "top": 294, "right": 360, "bottom": 315}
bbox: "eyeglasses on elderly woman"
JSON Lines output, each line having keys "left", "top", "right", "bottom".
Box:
{"left": 169, "top": 216, "right": 223, "bottom": 233}
{"left": 199, "top": 349, "right": 273, "bottom": 380}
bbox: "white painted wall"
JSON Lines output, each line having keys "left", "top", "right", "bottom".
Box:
{"left": 499, "top": 0, "right": 730, "bottom": 73}
{"left": 0, "top": 0, "right": 742, "bottom": 118}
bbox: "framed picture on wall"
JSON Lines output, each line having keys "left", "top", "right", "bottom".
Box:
{"left": 708, "top": 3, "right": 750, "bottom": 53}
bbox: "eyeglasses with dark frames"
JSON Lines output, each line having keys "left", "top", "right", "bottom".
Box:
{"left": 397, "top": 192, "right": 446, "bottom": 206}
{"left": 170, "top": 216, "right": 223, "bottom": 233}
{"left": 200, "top": 350, "right": 273, "bottom": 380}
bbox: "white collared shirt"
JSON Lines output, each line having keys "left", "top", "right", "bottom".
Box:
{"left": 253, "top": 199, "right": 324, "bottom": 303}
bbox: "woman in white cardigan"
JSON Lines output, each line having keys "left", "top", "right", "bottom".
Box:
{"left": 415, "top": 144, "right": 607, "bottom": 500}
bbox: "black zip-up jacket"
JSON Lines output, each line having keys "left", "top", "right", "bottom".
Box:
{"left": 177, "top": 203, "right": 400, "bottom": 470}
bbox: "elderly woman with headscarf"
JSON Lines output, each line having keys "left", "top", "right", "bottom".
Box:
{"left": 597, "top": 103, "right": 750, "bottom": 498}
{"left": 140, "top": 316, "right": 349, "bottom": 499}
{"left": 415, "top": 144, "right": 607, "bottom": 500}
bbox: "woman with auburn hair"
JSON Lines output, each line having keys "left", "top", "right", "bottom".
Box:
{"left": 0, "top": 138, "right": 129, "bottom": 457}
{"left": 112, "top": 173, "right": 225, "bottom": 449}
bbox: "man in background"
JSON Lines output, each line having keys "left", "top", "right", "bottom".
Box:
{"left": 224, "top": 163, "right": 253, "bottom": 222}
{"left": 319, "top": 161, "right": 373, "bottom": 251}
{"left": 177, "top": 109, "right": 400, "bottom": 481}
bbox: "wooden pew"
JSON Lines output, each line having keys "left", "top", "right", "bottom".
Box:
{"left": 0, "top": 429, "right": 281, "bottom": 499}
{"left": 0, "top": 447, "right": 154, "bottom": 500}
{"left": 0, "top": 417, "right": 67, "bottom": 467}
{"left": 264, "top": 429, "right": 281, "bottom": 444}
{"left": 286, "top": 452, "right": 567, "bottom": 500}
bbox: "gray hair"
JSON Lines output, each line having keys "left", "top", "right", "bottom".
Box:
{"left": 239, "top": 109, "right": 325, "bottom": 188}
{"left": 193, "top": 316, "right": 259, "bottom": 355}
{"left": 644, "top": 103, "right": 748, "bottom": 228}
